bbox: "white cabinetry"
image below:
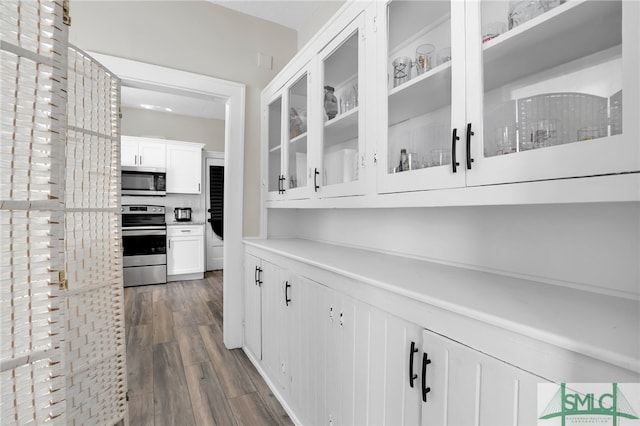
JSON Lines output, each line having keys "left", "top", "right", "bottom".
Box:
{"left": 166, "top": 142, "right": 204, "bottom": 194}
{"left": 243, "top": 241, "right": 639, "bottom": 426}
{"left": 121, "top": 135, "right": 166, "bottom": 168}
{"left": 167, "top": 225, "right": 204, "bottom": 279}
{"left": 261, "top": 0, "right": 640, "bottom": 207}
{"left": 265, "top": 65, "right": 313, "bottom": 201}
{"left": 244, "top": 254, "right": 263, "bottom": 360}
{"left": 377, "top": 0, "right": 639, "bottom": 194}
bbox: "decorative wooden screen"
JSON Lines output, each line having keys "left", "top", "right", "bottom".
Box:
{"left": 1, "top": 2, "right": 128, "bottom": 424}
{"left": 1, "top": 1, "right": 68, "bottom": 423}
{"left": 64, "top": 46, "right": 127, "bottom": 425}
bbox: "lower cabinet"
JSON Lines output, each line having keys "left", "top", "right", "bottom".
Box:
{"left": 167, "top": 225, "right": 204, "bottom": 277}
{"left": 243, "top": 252, "right": 550, "bottom": 426}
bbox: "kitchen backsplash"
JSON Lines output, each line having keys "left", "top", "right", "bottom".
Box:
{"left": 121, "top": 193, "right": 206, "bottom": 223}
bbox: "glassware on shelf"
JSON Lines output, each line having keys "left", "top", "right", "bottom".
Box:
{"left": 415, "top": 44, "right": 435, "bottom": 75}
{"left": 430, "top": 148, "right": 450, "bottom": 167}
{"left": 609, "top": 90, "right": 622, "bottom": 136}
{"left": 324, "top": 85, "right": 338, "bottom": 120}
{"left": 508, "top": 0, "right": 542, "bottom": 30}
{"left": 481, "top": 22, "right": 507, "bottom": 43}
{"left": 436, "top": 47, "right": 451, "bottom": 66}
{"left": 392, "top": 56, "right": 413, "bottom": 87}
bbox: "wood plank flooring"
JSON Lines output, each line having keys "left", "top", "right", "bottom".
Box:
{"left": 124, "top": 271, "right": 293, "bottom": 426}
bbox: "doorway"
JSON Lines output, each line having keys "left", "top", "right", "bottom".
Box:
{"left": 205, "top": 152, "right": 224, "bottom": 271}
{"left": 89, "top": 52, "right": 246, "bottom": 349}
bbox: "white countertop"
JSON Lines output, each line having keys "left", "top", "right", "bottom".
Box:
{"left": 245, "top": 238, "right": 639, "bottom": 374}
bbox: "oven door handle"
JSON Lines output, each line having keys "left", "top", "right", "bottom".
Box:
{"left": 122, "top": 229, "right": 167, "bottom": 237}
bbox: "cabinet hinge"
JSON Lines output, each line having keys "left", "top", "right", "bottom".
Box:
{"left": 58, "top": 271, "right": 68, "bottom": 291}
{"left": 373, "top": 16, "right": 377, "bottom": 33}
{"left": 373, "top": 153, "right": 378, "bottom": 165}
{"left": 118, "top": 106, "right": 123, "bottom": 119}
{"left": 62, "top": 0, "right": 71, "bottom": 26}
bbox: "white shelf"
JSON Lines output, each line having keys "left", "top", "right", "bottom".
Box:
{"left": 388, "top": 62, "right": 452, "bottom": 126}
{"left": 289, "top": 132, "right": 307, "bottom": 145}
{"left": 483, "top": 0, "right": 622, "bottom": 91}
{"left": 323, "top": 107, "right": 359, "bottom": 147}
{"left": 269, "top": 145, "right": 281, "bottom": 154}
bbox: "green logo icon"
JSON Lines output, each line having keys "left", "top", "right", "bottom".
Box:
{"left": 539, "top": 383, "right": 639, "bottom": 425}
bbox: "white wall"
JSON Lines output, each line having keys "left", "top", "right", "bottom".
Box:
{"left": 269, "top": 202, "right": 640, "bottom": 299}
{"left": 70, "top": 1, "right": 297, "bottom": 237}
{"left": 121, "top": 107, "right": 225, "bottom": 151}
{"left": 297, "top": 1, "right": 345, "bottom": 51}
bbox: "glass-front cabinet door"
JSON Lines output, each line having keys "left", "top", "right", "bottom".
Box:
{"left": 465, "top": 0, "right": 639, "bottom": 186}
{"left": 318, "top": 13, "right": 366, "bottom": 198}
{"left": 284, "top": 66, "right": 311, "bottom": 200}
{"left": 377, "top": 0, "right": 466, "bottom": 194}
{"left": 265, "top": 94, "right": 283, "bottom": 201}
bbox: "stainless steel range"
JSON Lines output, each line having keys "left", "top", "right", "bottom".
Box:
{"left": 121, "top": 205, "right": 167, "bottom": 287}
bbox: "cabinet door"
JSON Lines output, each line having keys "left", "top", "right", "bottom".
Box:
{"left": 466, "top": 0, "right": 639, "bottom": 186}
{"left": 260, "top": 260, "right": 287, "bottom": 390}
{"left": 421, "top": 329, "right": 547, "bottom": 426}
{"left": 166, "top": 143, "right": 202, "bottom": 193}
{"left": 318, "top": 13, "right": 367, "bottom": 198}
{"left": 138, "top": 140, "right": 166, "bottom": 168}
{"left": 167, "top": 235, "right": 204, "bottom": 275}
{"left": 382, "top": 314, "right": 424, "bottom": 426}
{"left": 265, "top": 94, "right": 284, "bottom": 201}
{"left": 284, "top": 65, "right": 312, "bottom": 200}
{"left": 121, "top": 137, "right": 139, "bottom": 167}
{"left": 377, "top": 0, "right": 467, "bottom": 194}
{"left": 243, "top": 255, "right": 262, "bottom": 360}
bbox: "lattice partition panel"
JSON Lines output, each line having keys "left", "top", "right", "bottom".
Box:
{"left": 64, "top": 46, "right": 126, "bottom": 426}
{"left": 0, "top": 0, "right": 67, "bottom": 424}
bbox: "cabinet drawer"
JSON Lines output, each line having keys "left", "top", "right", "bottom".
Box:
{"left": 168, "top": 225, "right": 204, "bottom": 237}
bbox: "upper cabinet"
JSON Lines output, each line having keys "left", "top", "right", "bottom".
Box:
{"left": 265, "top": 64, "right": 313, "bottom": 201}
{"left": 377, "top": 0, "right": 466, "bottom": 193}
{"left": 121, "top": 135, "right": 166, "bottom": 168}
{"left": 166, "top": 141, "right": 204, "bottom": 194}
{"left": 121, "top": 136, "right": 204, "bottom": 194}
{"left": 465, "top": 0, "right": 638, "bottom": 186}
{"left": 261, "top": 0, "right": 640, "bottom": 206}
{"left": 317, "top": 13, "right": 367, "bottom": 198}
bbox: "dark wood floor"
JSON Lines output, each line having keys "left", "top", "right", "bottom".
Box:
{"left": 123, "top": 271, "right": 293, "bottom": 426}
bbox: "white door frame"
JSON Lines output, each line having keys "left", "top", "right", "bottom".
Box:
{"left": 90, "top": 52, "right": 246, "bottom": 349}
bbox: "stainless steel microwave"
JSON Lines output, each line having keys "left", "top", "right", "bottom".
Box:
{"left": 121, "top": 166, "right": 166, "bottom": 196}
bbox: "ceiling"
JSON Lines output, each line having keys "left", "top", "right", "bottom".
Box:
{"left": 123, "top": 1, "right": 323, "bottom": 120}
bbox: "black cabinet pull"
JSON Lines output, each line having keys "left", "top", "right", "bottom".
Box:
{"left": 278, "top": 175, "right": 286, "bottom": 194}
{"left": 409, "top": 341, "right": 419, "bottom": 388}
{"left": 421, "top": 352, "right": 432, "bottom": 402}
{"left": 285, "top": 281, "right": 291, "bottom": 306}
{"left": 257, "top": 267, "right": 263, "bottom": 286}
{"left": 466, "top": 122, "right": 475, "bottom": 170}
{"left": 451, "top": 128, "right": 460, "bottom": 173}
{"left": 314, "top": 168, "right": 320, "bottom": 192}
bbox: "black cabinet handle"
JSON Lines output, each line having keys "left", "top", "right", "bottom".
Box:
{"left": 278, "top": 175, "right": 285, "bottom": 194}
{"left": 314, "top": 168, "right": 320, "bottom": 192}
{"left": 421, "top": 352, "right": 432, "bottom": 402}
{"left": 466, "top": 122, "right": 475, "bottom": 170}
{"left": 257, "top": 267, "right": 263, "bottom": 286}
{"left": 409, "top": 341, "right": 419, "bottom": 388}
{"left": 451, "top": 128, "right": 460, "bottom": 173}
{"left": 285, "top": 281, "right": 291, "bottom": 306}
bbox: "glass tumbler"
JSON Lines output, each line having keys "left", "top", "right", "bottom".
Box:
{"left": 415, "top": 44, "right": 435, "bottom": 75}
